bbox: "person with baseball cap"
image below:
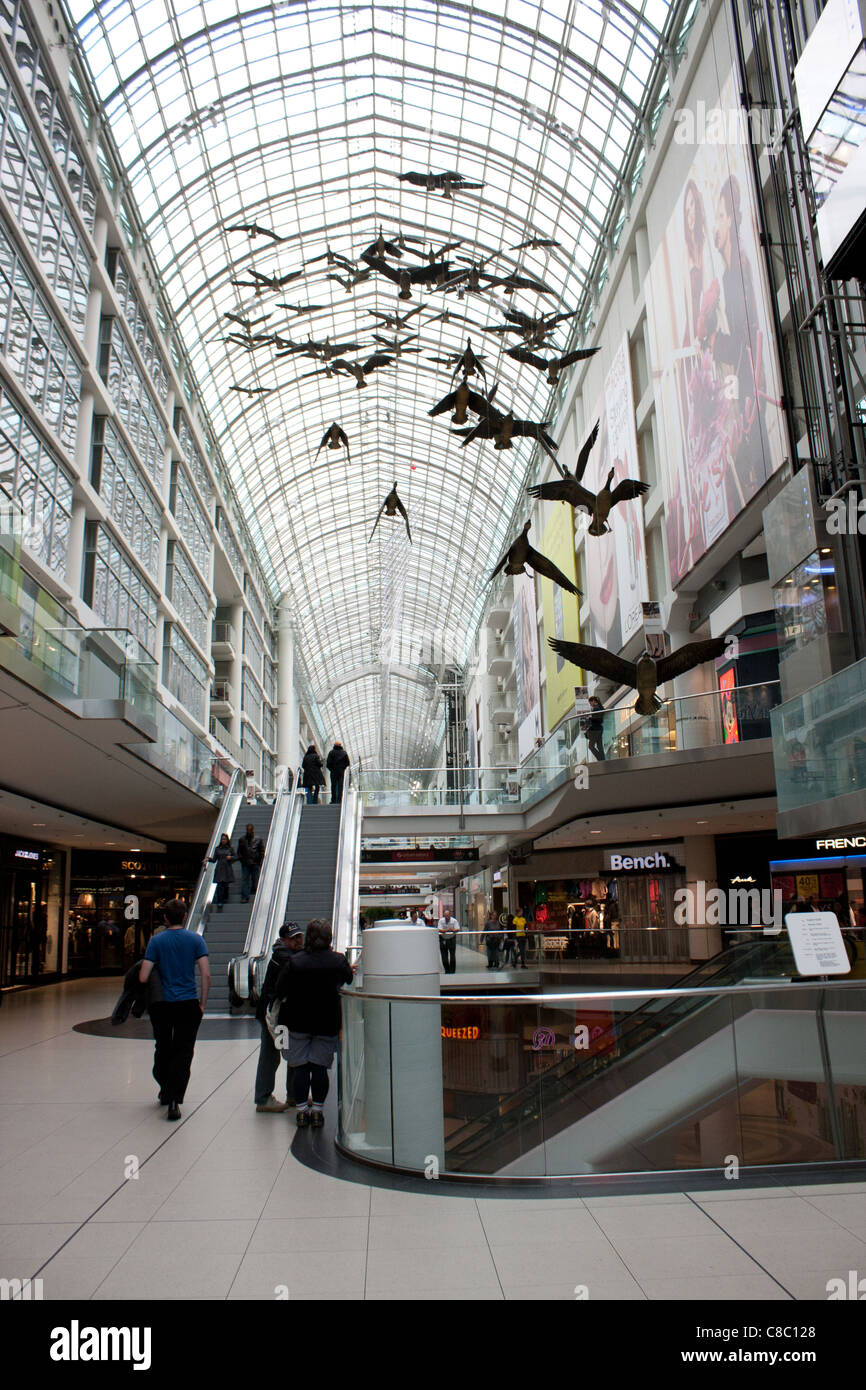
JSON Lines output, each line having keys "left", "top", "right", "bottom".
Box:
{"left": 254, "top": 922, "right": 304, "bottom": 1112}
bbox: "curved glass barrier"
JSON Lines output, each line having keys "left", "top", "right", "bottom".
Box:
{"left": 240, "top": 766, "right": 304, "bottom": 1005}
{"left": 338, "top": 978, "right": 866, "bottom": 1179}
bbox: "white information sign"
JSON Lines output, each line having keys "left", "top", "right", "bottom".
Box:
{"left": 784, "top": 912, "right": 851, "bottom": 976}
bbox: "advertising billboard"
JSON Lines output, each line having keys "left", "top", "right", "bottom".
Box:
{"left": 540, "top": 503, "right": 581, "bottom": 730}
{"left": 645, "top": 70, "right": 787, "bottom": 588}
{"left": 583, "top": 337, "right": 650, "bottom": 654}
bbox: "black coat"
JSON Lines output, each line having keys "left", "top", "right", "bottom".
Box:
{"left": 111, "top": 959, "right": 162, "bottom": 1024}
{"left": 326, "top": 746, "right": 350, "bottom": 776}
{"left": 255, "top": 940, "right": 299, "bottom": 1021}
{"left": 301, "top": 750, "right": 325, "bottom": 788}
{"left": 210, "top": 842, "right": 236, "bottom": 883}
{"left": 237, "top": 832, "right": 265, "bottom": 868}
{"left": 275, "top": 948, "right": 353, "bottom": 1036}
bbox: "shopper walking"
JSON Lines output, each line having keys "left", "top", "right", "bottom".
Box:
{"left": 237, "top": 822, "right": 265, "bottom": 902}
{"left": 512, "top": 908, "right": 528, "bottom": 968}
{"left": 275, "top": 918, "right": 354, "bottom": 1127}
{"left": 326, "top": 740, "right": 350, "bottom": 804}
{"left": 254, "top": 923, "right": 303, "bottom": 1112}
{"left": 501, "top": 914, "right": 517, "bottom": 967}
{"left": 438, "top": 907, "right": 460, "bottom": 974}
{"left": 301, "top": 744, "right": 325, "bottom": 804}
{"left": 139, "top": 899, "right": 210, "bottom": 1121}
{"left": 209, "top": 833, "right": 236, "bottom": 910}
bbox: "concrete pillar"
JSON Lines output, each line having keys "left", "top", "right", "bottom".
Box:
{"left": 359, "top": 926, "right": 444, "bottom": 1172}
{"left": 277, "top": 597, "right": 298, "bottom": 771}
{"left": 684, "top": 835, "right": 721, "bottom": 961}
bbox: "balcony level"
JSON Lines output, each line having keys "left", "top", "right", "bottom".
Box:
{"left": 772, "top": 657, "right": 866, "bottom": 839}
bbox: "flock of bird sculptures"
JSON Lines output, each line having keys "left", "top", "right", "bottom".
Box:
{"left": 224, "top": 170, "right": 727, "bottom": 713}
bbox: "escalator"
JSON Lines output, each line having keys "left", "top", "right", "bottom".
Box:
{"left": 445, "top": 937, "right": 799, "bottom": 1172}
{"left": 202, "top": 800, "right": 276, "bottom": 1014}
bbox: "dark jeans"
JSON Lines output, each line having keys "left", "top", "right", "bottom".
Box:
{"left": 254, "top": 1019, "right": 292, "bottom": 1103}
{"left": 215, "top": 880, "right": 229, "bottom": 906}
{"left": 330, "top": 773, "right": 345, "bottom": 804}
{"left": 485, "top": 944, "right": 500, "bottom": 969}
{"left": 305, "top": 785, "right": 320, "bottom": 804}
{"left": 241, "top": 862, "right": 261, "bottom": 901}
{"left": 514, "top": 936, "right": 527, "bottom": 967}
{"left": 149, "top": 999, "right": 202, "bottom": 1103}
{"left": 293, "top": 1062, "right": 329, "bottom": 1105}
{"left": 440, "top": 935, "right": 456, "bottom": 973}
{"left": 586, "top": 732, "right": 605, "bottom": 762}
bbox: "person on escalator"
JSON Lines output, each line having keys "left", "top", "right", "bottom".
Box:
{"left": 254, "top": 923, "right": 304, "bottom": 1113}
{"left": 326, "top": 741, "right": 350, "bottom": 804}
{"left": 275, "top": 918, "right": 354, "bottom": 1127}
{"left": 237, "top": 823, "right": 265, "bottom": 902}
{"left": 208, "top": 834, "right": 236, "bottom": 910}
{"left": 301, "top": 745, "right": 326, "bottom": 804}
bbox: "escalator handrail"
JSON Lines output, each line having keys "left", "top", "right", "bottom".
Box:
{"left": 227, "top": 765, "right": 301, "bottom": 1002}
{"left": 247, "top": 765, "right": 304, "bottom": 1002}
{"left": 331, "top": 766, "right": 361, "bottom": 956}
{"left": 188, "top": 766, "right": 245, "bottom": 937}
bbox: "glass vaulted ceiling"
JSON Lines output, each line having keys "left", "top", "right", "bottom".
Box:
{"left": 67, "top": 0, "right": 683, "bottom": 770}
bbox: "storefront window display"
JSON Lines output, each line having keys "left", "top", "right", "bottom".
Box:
{"left": 0, "top": 836, "right": 65, "bottom": 988}
{"left": 68, "top": 849, "right": 204, "bottom": 975}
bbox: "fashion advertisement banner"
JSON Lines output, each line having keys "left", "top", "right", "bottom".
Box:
{"left": 513, "top": 572, "right": 542, "bottom": 761}
{"left": 583, "top": 336, "right": 650, "bottom": 655}
{"left": 645, "top": 69, "right": 786, "bottom": 588}
{"left": 540, "top": 503, "right": 581, "bottom": 730}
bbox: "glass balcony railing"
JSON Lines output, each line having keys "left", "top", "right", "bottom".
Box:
{"left": 339, "top": 976, "right": 866, "bottom": 1178}
{"left": 772, "top": 658, "right": 866, "bottom": 813}
{"left": 126, "top": 701, "right": 235, "bottom": 802}
{"left": 0, "top": 541, "right": 157, "bottom": 722}
{"left": 360, "top": 682, "right": 778, "bottom": 808}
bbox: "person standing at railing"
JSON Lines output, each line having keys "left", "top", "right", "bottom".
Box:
{"left": 301, "top": 744, "right": 326, "bottom": 804}
{"left": 237, "top": 822, "right": 265, "bottom": 903}
{"left": 208, "top": 834, "right": 236, "bottom": 911}
{"left": 583, "top": 696, "right": 606, "bottom": 762}
{"left": 326, "top": 741, "right": 350, "bottom": 804}
{"left": 438, "top": 907, "right": 459, "bottom": 974}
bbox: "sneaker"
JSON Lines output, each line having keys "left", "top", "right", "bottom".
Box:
{"left": 256, "top": 1096, "right": 287, "bottom": 1113}
{"left": 310, "top": 1110, "right": 325, "bottom": 1128}
{"left": 296, "top": 1110, "right": 311, "bottom": 1127}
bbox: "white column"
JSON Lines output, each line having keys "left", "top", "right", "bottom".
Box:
{"left": 684, "top": 835, "right": 722, "bottom": 960}
{"left": 277, "top": 596, "right": 298, "bottom": 770}
{"left": 360, "top": 926, "right": 444, "bottom": 1171}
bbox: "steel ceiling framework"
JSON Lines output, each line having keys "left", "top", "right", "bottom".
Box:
{"left": 66, "top": 0, "right": 691, "bottom": 768}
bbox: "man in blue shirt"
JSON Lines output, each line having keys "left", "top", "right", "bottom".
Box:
{"left": 140, "top": 899, "right": 210, "bottom": 1121}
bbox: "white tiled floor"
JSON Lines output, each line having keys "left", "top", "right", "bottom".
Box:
{"left": 2, "top": 979, "right": 865, "bottom": 1302}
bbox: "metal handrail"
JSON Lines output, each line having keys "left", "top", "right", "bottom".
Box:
{"left": 331, "top": 767, "right": 362, "bottom": 956}
{"left": 188, "top": 766, "right": 245, "bottom": 936}
{"left": 341, "top": 978, "right": 863, "bottom": 1005}
{"left": 229, "top": 764, "right": 303, "bottom": 1003}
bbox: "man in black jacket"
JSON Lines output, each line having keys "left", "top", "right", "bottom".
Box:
{"left": 254, "top": 923, "right": 303, "bottom": 1112}
{"left": 237, "top": 823, "right": 265, "bottom": 903}
{"left": 325, "top": 741, "right": 350, "bottom": 804}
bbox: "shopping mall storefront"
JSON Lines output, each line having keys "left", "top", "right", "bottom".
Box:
{"left": 512, "top": 842, "right": 689, "bottom": 966}
{"left": 68, "top": 848, "right": 205, "bottom": 976}
{"left": 0, "top": 835, "right": 66, "bottom": 990}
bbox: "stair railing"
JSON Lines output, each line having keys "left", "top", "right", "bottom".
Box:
{"left": 187, "top": 766, "right": 245, "bottom": 937}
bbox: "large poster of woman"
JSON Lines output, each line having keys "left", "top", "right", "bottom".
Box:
{"left": 646, "top": 71, "right": 786, "bottom": 588}
{"left": 513, "top": 572, "right": 541, "bottom": 761}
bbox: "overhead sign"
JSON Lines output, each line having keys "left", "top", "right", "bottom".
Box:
{"left": 14, "top": 848, "right": 41, "bottom": 861}
{"left": 785, "top": 912, "right": 850, "bottom": 975}
{"left": 361, "top": 848, "right": 479, "bottom": 863}
{"left": 815, "top": 836, "right": 866, "bottom": 850}
{"left": 604, "top": 844, "right": 682, "bottom": 872}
